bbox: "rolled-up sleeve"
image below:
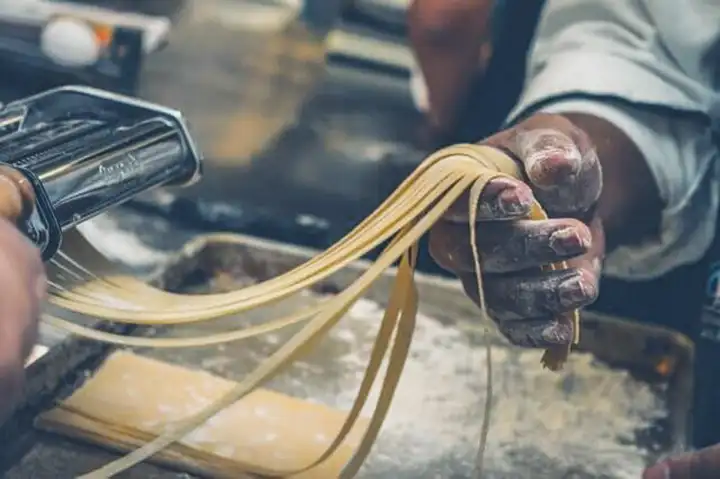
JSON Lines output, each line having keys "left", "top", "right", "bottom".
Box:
{"left": 507, "top": 0, "right": 720, "bottom": 280}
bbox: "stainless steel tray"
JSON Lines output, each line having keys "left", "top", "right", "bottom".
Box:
{"left": 5, "top": 232, "right": 694, "bottom": 479}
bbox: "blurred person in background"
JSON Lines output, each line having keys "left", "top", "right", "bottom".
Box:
{"left": 409, "top": 0, "right": 720, "bottom": 478}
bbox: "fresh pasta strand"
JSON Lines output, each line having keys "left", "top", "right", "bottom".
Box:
{"left": 468, "top": 173, "right": 494, "bottom": 479}
{"left": 41, "top": 144, "right": 579, "bottom": 478}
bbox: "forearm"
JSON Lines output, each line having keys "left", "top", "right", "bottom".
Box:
{"left": 408, "top": 0, "right": 493, "bottom": 131}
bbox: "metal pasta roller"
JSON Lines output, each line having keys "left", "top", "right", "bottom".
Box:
{"left": 0, "top": 85, "right": 203, "bottom": 261}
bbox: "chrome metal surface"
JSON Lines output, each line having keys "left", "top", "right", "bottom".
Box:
{"left": 0, "top": 85, "right": 203, "bottom": 258}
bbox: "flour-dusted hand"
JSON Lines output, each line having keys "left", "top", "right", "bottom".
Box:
{"left": 0, "top": 218, "right": 45, "bottom": 421}
{"left": 429, "top": 114, "right": 604, "bottom": 347}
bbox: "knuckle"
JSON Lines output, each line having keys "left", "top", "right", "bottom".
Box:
{"left": 553, "top": 268, "right": 599, "bottom": 312}
{"left": 517, "top": 128, "right": 582, "bottom": 173}
{"left": 577, "top": 266, "right": 599, "bottom": 290}
{"left": 561, "top": 218, "right": 592, "bottom": 239}
{"left": 546, "top": 221, "right": 593, "bottom": 258}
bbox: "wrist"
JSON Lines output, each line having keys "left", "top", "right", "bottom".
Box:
{"left": 559, "top": 113, "right": 664, "bottom": 251}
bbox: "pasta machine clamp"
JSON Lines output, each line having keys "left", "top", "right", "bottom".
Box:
{"left": 0, "top": 85, "right": 203, "bottom": 261}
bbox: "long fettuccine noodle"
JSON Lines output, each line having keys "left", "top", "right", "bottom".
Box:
{"left": 42, "top": 144, "right": 579, "bottom": 478}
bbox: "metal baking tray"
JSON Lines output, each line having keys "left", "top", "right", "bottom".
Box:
{"left": 4, "top": 232, "right": 693, "bottom": 479}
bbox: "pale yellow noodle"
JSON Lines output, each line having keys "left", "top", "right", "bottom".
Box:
{"left": 41, "top": 144, "right": 578, "bottom": 478}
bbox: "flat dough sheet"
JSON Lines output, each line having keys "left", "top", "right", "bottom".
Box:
{"left": 36, "top": 351, "right": 370, "bottom": 478}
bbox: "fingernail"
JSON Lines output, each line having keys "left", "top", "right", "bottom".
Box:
{"left": 558, "top": 276, "right": 593, "bottom": 308}
{"left": 643, "top": 462, "right": 670, "bottom": 479}
{"left": 497, "top": 186, "right": 532, "bottom": 216}
{"left": 550, "top": 227, "right": 588, "bottom": 255}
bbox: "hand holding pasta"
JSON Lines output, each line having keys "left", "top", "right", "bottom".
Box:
{"left": 40, "top": 130, "right": 598, "bottom": 477}
{"left": 429, "top": 114, "right": 604, "bottom": 348}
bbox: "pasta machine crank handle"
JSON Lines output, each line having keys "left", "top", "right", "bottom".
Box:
{"left": 0, "top": 85, "right": 204, "bottom": 261}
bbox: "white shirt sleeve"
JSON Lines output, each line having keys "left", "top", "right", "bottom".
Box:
{"left": 507, "top": 0, "right": 720, "bottom": 280}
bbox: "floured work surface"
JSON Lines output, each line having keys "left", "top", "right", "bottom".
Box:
{"left": 37, "top": 351, "right": 370, "bottom": 479}
{"left": 139, "top": 306, "right": 668, "bottom": 479}
{"left": 10, "top": 236, "right": 689, "bottom": 479}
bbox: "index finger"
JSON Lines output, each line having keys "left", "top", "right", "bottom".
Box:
{"left": 442, "top": 175, "right": 534, "bottom": 222}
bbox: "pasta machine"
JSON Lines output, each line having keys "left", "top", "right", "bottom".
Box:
{"left": 0, "top": 85, "right": 202, "bottom": 261}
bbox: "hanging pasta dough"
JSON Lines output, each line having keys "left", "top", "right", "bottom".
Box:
{"left": 40, "top": 143, "right": 579, "bottom": 478}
